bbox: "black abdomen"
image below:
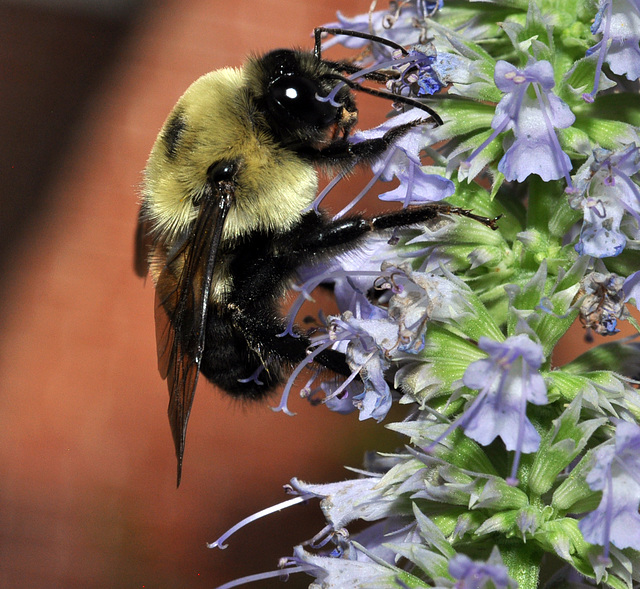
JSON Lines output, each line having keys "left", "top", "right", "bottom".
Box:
{"left": 199, "top": 305, "right": 286, "bottom": 399}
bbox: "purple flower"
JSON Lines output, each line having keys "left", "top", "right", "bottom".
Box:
{"left": 584, "top": 0, "right": 640, "bottom": 101}
{"left": 321, "top": 10, "right": 391, "bottom": 52}
{"left": 464, "top": 59, "right": 575, "bottom": 185}
{"left": 624, "top": 269, "right": 640, "bottom": 310}
{"left": 384, "top": 266, "right": 473, "bottom": 353}
{"left": 312, "top": 266, "right": 473, "bottom": 421}
{"left": 459, "top": 334, "right": 548, "bottom": 483}
{"left": 316, "top": 109, "right": 450, "bottom": 217}
{"left": 300, "top": 311, "right": 397, "bottom": 422}
{"left": 446, "top": 549, "right": 517, "bottom": 589}
{"left": 349, "top": 109, "right": 454, "bottom": 209}
{"left": 321, "top": 2, "right": 442, "bottom": 65}
{"left": 289, "top": 546, "right": 404, "bottom": 589}
{"left": 579, "top": 420, "right": 640, "bottom": 555}
{"left": 329, "top": 234, "right": 400, "bottom": 319}
{"left": 577, "top": 272, "right": 629, "bottom": 337}
{"left": 568, "top": 144, "right": 640, "bottom": 258}
{"left": 375, "top": 148, "right": 454, "bottom": 206}
{"left": 386, "top": 44, "right": 447, "bottom": 97}
{"left": 344, "top": 316, "right": 395, "bottom": 421}
{"left": 288, "top": 476, "right": 396, "bottom": 530}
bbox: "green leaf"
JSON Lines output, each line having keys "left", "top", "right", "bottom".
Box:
{"left": 552, "top": 447, "right": 602, "bottom": 513}
{"left": 388, "top": 542, "right": 452, "bottom": 582}
{"left": 572, "top": 110, "right": 640, "bottom": 150}
{"left": 529, "top": 395, "right": 606, "bottom": 495}
{"left": 537, "top": 518, "right": 596, "bottom": 577}
{"left": 475, "top": 509, "right": 519, "bottom": 536}
{"left": 413, "top": 502, "right": 457, "bottom": 558}
{"left": 472, "top": 477, "right": 530, "bottom": 510}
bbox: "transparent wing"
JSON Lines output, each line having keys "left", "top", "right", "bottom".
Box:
{"left": 154, "top": 186, "right": 232, "bottom": 486}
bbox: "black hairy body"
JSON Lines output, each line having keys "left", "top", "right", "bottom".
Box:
{"left": 200, "top": 204, "right": 468, "bottom": 399}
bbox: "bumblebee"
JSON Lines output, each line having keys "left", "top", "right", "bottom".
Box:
{"left": 136, "top": 28, "right": 493, "bottom": 485}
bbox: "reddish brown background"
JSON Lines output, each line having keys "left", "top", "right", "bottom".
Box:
{"left": 0, "top": 1, "right": 383, "bottom": 587}
{"left": 0, "top": 1, "right": 636, "bottom": 587}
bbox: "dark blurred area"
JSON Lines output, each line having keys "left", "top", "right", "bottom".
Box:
{"left": 0, "top": 0, "right": 146, "bottom": 311}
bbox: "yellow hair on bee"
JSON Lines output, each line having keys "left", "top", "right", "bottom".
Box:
{"left": 143, "top": 66, "right": 318, "bottom": 244}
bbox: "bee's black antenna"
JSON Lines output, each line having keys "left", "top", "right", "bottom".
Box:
{"left": 320, "top": 71, "right": 443, "bottom": 126}
{"left": 313, "top": 27, "right": 442, "bottom": 125}
{"left": 313, "top": 26, "right": 409, "bottom": 60}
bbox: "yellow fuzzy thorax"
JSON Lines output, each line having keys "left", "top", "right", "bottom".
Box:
{"left": 142, "top": 67, "right": 319, "bottom": 246}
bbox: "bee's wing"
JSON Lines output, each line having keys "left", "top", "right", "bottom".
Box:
{"left": 154, "top": 186, "right": 233, "bottom": 487}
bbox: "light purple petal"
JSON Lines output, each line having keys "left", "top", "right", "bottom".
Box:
{"left": 378, "top": 168, "right": 454, "bottom": 203}
{"left": 524, "top": 59, "right": 556, "bottom": 89}
{"left": 544, "top": 93, "right": 577, "bottom": 129}
{"left": 624, "top": 270, "right": 640, "bottom": 308}
{"left": 499, "top": 136, "right": 573, "bottom": 182}
{"left": 461, "top": 335, "right": 547, "bottom": 453}
{"left": 580, "top": 421, "right": 640, "bottom": 551}
{"left": 575, "top": 195, "right": 626, "bottom": 257}
{"left": 494, "top": 60, "right": 520, "bottom": 92}
{"left": 448, "top": 551, "right": 517, "bottom": 588}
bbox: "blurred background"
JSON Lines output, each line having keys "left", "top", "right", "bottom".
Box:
{"left": 0, "top": 0, "right": 390, "bottom": 587}
{"left": 0, "top": 0, "right": 638, "bottom": 587}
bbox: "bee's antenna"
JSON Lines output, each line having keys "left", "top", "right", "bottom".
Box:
{"left": 313, "top": 27, "right": 442, "bottom": 125}
{"left": 320, "top": 72, "right": 443, "bottom": 126}
{"left": 314, "top": 26, "right": 409, "bottom": 60}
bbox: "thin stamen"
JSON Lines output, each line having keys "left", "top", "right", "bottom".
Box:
{"left": 322, "top": 351, "right": 373, "bottom": 402}
{"left": 213, "top": 565, "right": 315, "bottom": 589}
{"left": 274, "top": 339, "right": 338, "bottom": 414}
{"left": 208, "top": 495, "right": 313, "bottom": 550}
{"left": 307, "top": 171, "right": 346, "bottom": 213}
{"left": 463, "top": 84, "right": 526, "bottom": 168}
{"left": 507, "top": 360, "right": 528, "bottom": 485}
{"left": 584, "top": 0, "right": 613, "bottom": 102}
{"left": 333, "top": 147, "right": 396, "bottom": 218}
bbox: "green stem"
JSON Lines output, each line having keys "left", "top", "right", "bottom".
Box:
{"left": 500, "top": 542, "right": 542, "bottom": 589}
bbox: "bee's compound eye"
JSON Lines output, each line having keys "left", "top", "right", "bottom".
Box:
{"left": 269, "top": 75, "right": 337, "bottom": 127}
{"left": 207, "top": 160, "right": 238, "bottom": 184}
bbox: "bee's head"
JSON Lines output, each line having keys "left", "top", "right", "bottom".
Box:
{"left": 248, "top": 48, "right": 357, "bottom": 146}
